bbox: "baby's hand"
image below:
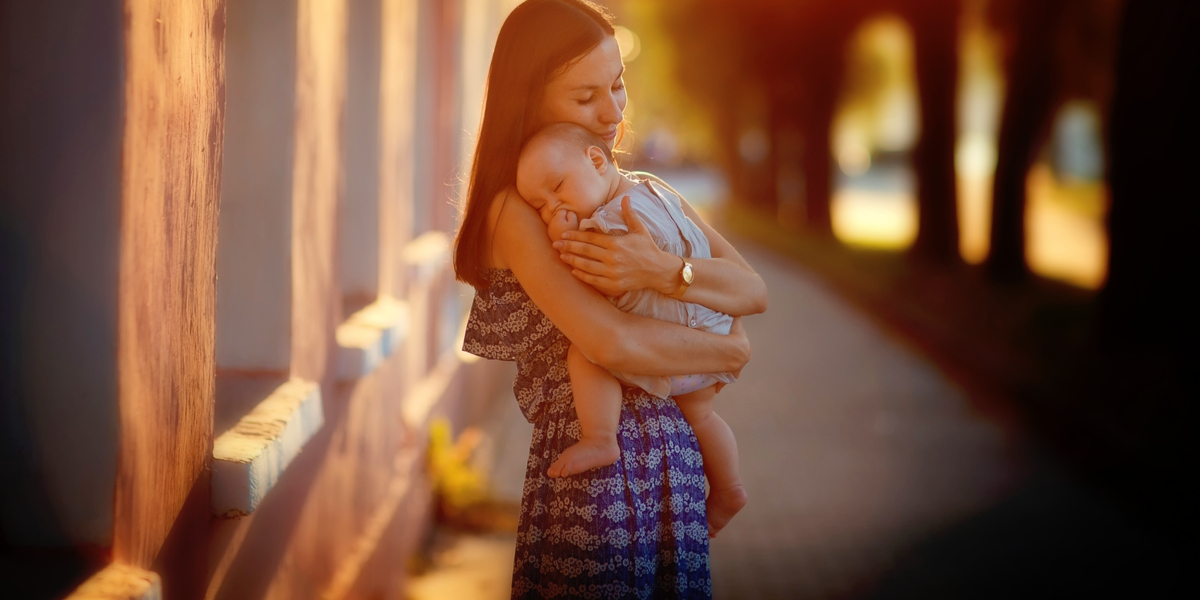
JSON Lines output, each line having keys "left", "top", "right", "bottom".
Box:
{"left": 547, "top": 208, "right": 579, "bottom": 242}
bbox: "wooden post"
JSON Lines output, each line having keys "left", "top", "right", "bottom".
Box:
{"left": 799, "top": 39, "right": 842, "bottom": 238}
{"left": 114, "top": 4, "right": 225, "bottom": 600}
{"left": 910, "top": 0, "right": 962, "bottom": 263}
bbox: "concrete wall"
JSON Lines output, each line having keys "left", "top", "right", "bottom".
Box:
{"left": 411, "top": 0, "right": 461, "bottom": 237}
{"left": 0, "top": 0, "right": 224, "bottom": 596}
{"left": 0, "top": 0, "right": 125, "bottom": 549}
{"left": 4, "top": 0, "right": 513, "bottom": 598}
{"left": 217, "top": 0, "right": 298, "bottom": 374}
{"left": 208, "top": 1, "right": 498, "bottom": 599}
{"left": 290, "top": 0, "right": 348, "bottom": 384}
{"left": 378, "top": 0, "right": 419, "bottom": 299}
{"left": 342, "top": 0, "right": 384, "bottom": 302}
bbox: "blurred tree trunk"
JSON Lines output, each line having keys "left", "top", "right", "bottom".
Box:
{"left": 797, "top": 26, "right": 846, "bottom": 237}
{"left": 799, "top": 81, "right": 836, "bottom": 237}
{"left": 1102, "top": 0, "right": 1200, "bottom": 357}
{"left": 909, "top": 0, "right": 961, "bottom": 263}
{"left": 986, "top": 0, "right": 1066, "bottom": 282}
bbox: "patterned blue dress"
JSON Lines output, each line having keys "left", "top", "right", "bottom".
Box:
{"left": 463, "top": 269, "right": 712, "bottom": 599}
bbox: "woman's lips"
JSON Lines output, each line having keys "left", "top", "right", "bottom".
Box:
{"left": 600, "top": 129, "right": 617, "bottom": 141}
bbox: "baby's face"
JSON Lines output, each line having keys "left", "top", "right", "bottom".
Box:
{"left": 516, "top": 142, "right": 611, "bottom": 234}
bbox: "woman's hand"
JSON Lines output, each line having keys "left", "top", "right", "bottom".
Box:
{"left": 714, "top": 317, "right": 750, "bottom": 392}
{"left": 552, "top": 196, "right": 678, "bottom": 297}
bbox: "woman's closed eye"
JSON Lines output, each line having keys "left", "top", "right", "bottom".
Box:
{"left": 576, "top": 87, "right": 623, "bottom": 106}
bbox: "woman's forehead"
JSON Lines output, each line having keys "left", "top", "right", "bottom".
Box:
{"left": 551, "top": 37, "right": 622, "bottom": 89}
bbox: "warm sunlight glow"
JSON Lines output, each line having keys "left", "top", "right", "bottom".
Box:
{"left": 832, "top": 189, "right": 918, "bottom": 250}
{"left": 955, "top": 5, "right": 1004, "bottom": 264}
{"left": 456, "top": 313, "right": 482, "bottom": 364}
{"left": 956, "top": 134, "right": 997, "bottom": 263}
{"left": 1025, "top": 163, "right": 1109, "bottom": 289}
{"left": 614, "top": 26, "right": 641, "bottom": 62}
{"left": 830, "top": 15, "right": 919, "bottom": 251}
{"left": 833, "top": 15, "right": 920, "bottom": 166}
{"left": 835, "top": 136, "right": 872, "bottom": 176}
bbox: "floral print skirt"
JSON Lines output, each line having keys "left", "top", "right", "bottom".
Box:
{"left": 511, "top": 387, "right": 712, "bottom": 599}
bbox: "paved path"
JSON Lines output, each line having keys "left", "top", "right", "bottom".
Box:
{"left": 412, "top": 235, "right": 1192, "bottom": 598}
{"left": 424, "top": 241, "right": 1023, "bottom": 599}
{"left": 706, "top": 242, "right": 1019, "bottom": 598}
{"left": 700, "top": 242, "right": 1176, "bottom": 598}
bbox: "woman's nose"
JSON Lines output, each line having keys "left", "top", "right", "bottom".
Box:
{"left": 599, "top": 94, "right": 623, "bottom": 125}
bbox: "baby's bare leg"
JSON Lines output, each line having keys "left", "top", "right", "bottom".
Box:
{"left": 548, "top": 344, "right": 623, "bottom": 478}
{"left": 675, "top": 386, "right": 747, "bottom": 538}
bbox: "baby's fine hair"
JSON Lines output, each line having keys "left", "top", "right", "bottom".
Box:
{"left": 521, "top": 122, "right": 614, "bottom": 164}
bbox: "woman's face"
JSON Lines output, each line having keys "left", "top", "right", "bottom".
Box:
{"left": 539, "top": 36, "right": 627, "bottom": 149}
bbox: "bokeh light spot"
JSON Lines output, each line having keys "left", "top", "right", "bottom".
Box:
{"left": 614, "top": 26, "right": 641, "bottom": 62}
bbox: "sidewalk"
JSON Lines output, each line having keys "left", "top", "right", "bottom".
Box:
{"left": 707, "top": 242, "right": 1021, "bottom": 598}
{"left": 412, "top": 232, "right": 1194, "bottom": 599}
{"left": 709, "top": 241, "right": 1180, "bottom": 599}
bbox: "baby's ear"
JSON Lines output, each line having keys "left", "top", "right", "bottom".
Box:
{"left": 587, "top": 146, "right": 609, "bottom": 174}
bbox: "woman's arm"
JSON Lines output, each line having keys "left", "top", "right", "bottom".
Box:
{"left": 675, "top": 194, "right": 770, "bottom": 315}
{"left": 554, "top": 188, "right": 769, "bottom": 317}
{"left": 490, "top": 190, "right": 750, "bottom": 376}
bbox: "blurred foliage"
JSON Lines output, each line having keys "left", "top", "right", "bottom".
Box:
{"left": 609, "top": 0, "right": 728, "bottom": 165}
{"left": 427, "top": 418, "right": 487, "bottom": 510}
{"left": 609, "top": 0, "right": 1123, "bottom": 170}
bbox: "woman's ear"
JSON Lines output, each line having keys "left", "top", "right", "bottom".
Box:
{"left": 587, "top": 146, "right": 609, "bottom": 175}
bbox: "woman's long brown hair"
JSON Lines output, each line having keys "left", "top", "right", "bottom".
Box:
{"left": 453, "top": 0, "right": 615, "bottom": 289}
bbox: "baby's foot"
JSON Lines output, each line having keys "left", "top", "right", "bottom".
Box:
{"left": 547, "top": 436, "right": 620, "bottom": 478}
{"left": 706, "top": 484, "right": 748, "bottom": 539}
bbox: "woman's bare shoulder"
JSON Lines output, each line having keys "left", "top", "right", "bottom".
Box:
{"left": 486, "top": 186, "right": 544, "bottom": 269}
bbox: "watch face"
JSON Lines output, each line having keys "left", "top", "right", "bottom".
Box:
{"left": 682, "top": 263, "right": 694, "bottom": 284}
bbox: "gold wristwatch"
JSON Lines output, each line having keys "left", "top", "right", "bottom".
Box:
{"left": 670, "top": 258, "right": 694, "bottom": 298}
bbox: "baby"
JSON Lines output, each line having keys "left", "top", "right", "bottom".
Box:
{"left": 515, "top": 122, "right": 747, "bottom": 537}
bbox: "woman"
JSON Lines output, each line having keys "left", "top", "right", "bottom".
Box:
{"left": 456, "top": 1, "right": 768, "bottom": 597}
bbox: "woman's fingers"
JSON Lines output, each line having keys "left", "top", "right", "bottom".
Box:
{"left": 552, "top": 196, "right": 673, "bottom": 295}
{"left": 621, "top": 196, "right": 648, "bottom": 233}
{"left": 729, "top": 316, "right": 746, "bottom": 341}
{"left": 560, "top": 254, "right": 626, "bottom": 291}
{"left": 561, "top": 253, "right": 627, "bottom": 295}
{"left": 557, "top": 229, "right": 614, "bottom": 248}
{"left": 728, "top": 316, "right": 751, "bottom": 369}
{"left": 559, "top": 251, "right": 606, "bottom": 272}
{"left": 555, "top": 239, "right": 611, "bottom": 261}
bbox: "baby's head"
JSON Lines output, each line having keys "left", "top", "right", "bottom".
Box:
{"left": 516, "top": 123, "right": 618, "bottom": 234}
